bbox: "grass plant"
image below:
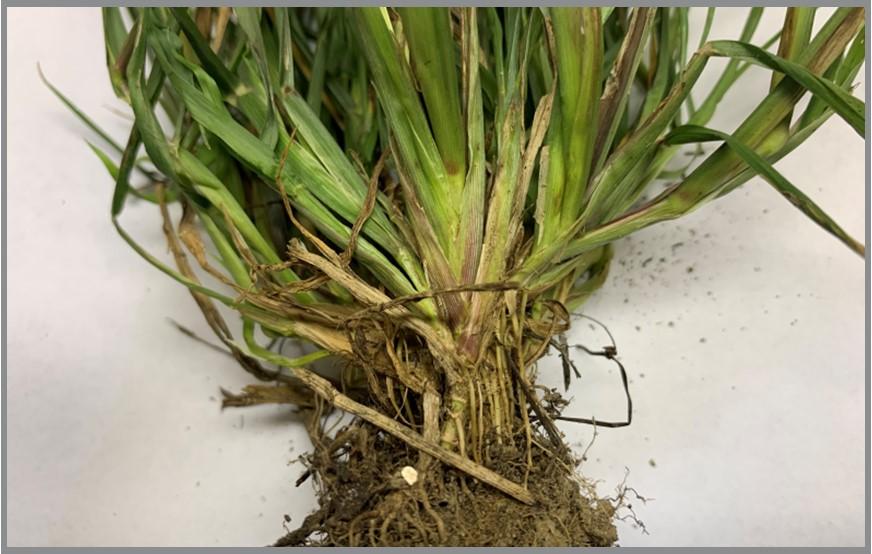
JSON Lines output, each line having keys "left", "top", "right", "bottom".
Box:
{"left": 50, "top": 7, "right": 865, "bottom": 545}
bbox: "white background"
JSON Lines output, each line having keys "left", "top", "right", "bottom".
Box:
{"left": 5, "top": 7, "right": 866, "bottom": 546}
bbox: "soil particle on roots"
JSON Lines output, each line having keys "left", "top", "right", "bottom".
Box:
{"left": 276, "top": 422, "right": 618, "bottom": 547}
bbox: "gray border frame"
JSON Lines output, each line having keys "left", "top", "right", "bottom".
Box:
{"left": 0, "top": 2, "right": 868, "bottom": 551}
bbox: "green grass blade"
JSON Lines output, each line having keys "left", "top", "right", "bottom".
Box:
{"left": 305, "top": 27, "right": 329, "bottom": 115}
{"left": 175, "top": 150, "right": 320, "bottom": 293}
{"left": 566, "top": 245, "right": 613, "bottom": 310}
{"left": 697, "top": 8, "right": 716, "bottom": 50}
{"left": 708, "top": 40, "right": 864, "bottom": 136}
{"left": 521, "top": 9, "right": 863, "bottom": 281}
{"left": 639, "top": 10, "right": 675, "bottom": 122}
{"left": 275, "top": 7, "right": 294, "bottom": 92}
{"left": 198, "top": 209, "right": 253, "bottom": 288}
{"left": 351, "top": 7, "right": 458, "bottom": 278}
{"left": 234, "top": 7, "right": 280, "bottom": 143}
{"left": 398, "top": 8, "right": 466, "bottom": 182}
{"left": 171, "top": 8, "right": 236, "bottom": 91}
{"left": 690, "top": 7, "right": 764, "bottom": 125}
{"left": 833, "top": 25, "right": 866, "bottom": 85}
{"left": 102, "top": 7, "right": 130, "bottom": 98}
{"left": 718, "top": 97, "right": 858, "bottom": 197}
{"left": 660, "top": 9, "right": 864, "bottom": 218}
{"left": 129, "top": 16, "right": 311, "bottom": 289}
{"left": 458, "top": 8, "right": 486, "bottom": 284}
{"left": 112, "top": 18, "right": 166, "bottom": 216}
{"left": 580, "top": 47, "right": 708, "bottom": 226}
{"left": 103, "top": 7, "right": 127, "bottom": 59}
{"left": 88, "top": 141, "right": 121, "bottom": 179}
{"left": 535, "top": 103, "right": 566, "bottom": 249}
{"left": 40, "top": 65, "right": 125, "bottom": 155}
{"left": 665, "top": 124, "right": 863, "bottom": 255}
{"left": 112, "top": 217, "right": 236, "bottom": 304}
{"left": 111, "top": 131, "right": 143, "bottom": 216}
{"left": 771, "top": 7, "right": 815, "bottom": 89}
{"left": 150, "top": 29, "right": 275, "bottom": 174}
{"left": 592, "top": 7, "right": 655, "bottom": 175}
{"left": 801, "top": 26, "right": 865, "bottom": 128}
{"left": 550, "top": 7, "right": 602, "bottom": 223}
{"left": 88, "top": 141, "right": 167, "bottom": 204}
{"left": 623, "top": 28, "right": 797, "bottom": 219}
{"left": 153, "top": 21, "right": 425, "bottom": 299}
{"left": 126, "top": 26, "right": 174, "bottom": 182}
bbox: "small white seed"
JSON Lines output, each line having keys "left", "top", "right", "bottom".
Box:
{"left": 400, "top": 466, "right": 418, "bottom": 486}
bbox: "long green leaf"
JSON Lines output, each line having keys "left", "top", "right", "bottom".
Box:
{"left": 398, "top": 8, "right": 466, "bottom": 183}
{"left": 690, "top": 7, "right": 764, "bottom": 124}
{"left": 40, "top": 65, "right": 124, "bottom": 155}
{"left": 592, "top": 7, "right": 655, "bottom": 175}
{"left": 351, "top": 9, "right": 455, "bottom": 228}
{"left": 458, "top": 8, "right": 486, "bottom": 285}
{"left": 113, "top": 19, "right": 165, "bottom": 216}
{"left": 171, "top": 8, "right": 236, "bottom": 91}
{"left": 708, "top": 40, "right": 864, "bottom": 136}
{"left": 102, "top": 7, "right": 130, "bottom": 98}
{"left": 113, "top": 217, "right": 235, "bottom": 304}
{"left": 521, "top": 7, "right": 863, "bottom": 281}
{"left": 697, "top": 8, "right": 716, "bottom": 50}
{"left": 664, "top": 124, "right": 863, "bottom": 255}
{"left": 550, "top": 7, "right": 602, "bottom": 223}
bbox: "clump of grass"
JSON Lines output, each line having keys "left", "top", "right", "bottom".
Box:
{"left": 51, "top": 7, "right": 864, "bottom": 545}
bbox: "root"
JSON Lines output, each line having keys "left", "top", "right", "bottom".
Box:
{"left": 276, "top": 420, "right": 619, "bottom": 547}
{"left": 291, "top": 368, "right": 534, "bottom": 504}
{"left": 607, "top": 468, "right": 652, "bottom": 535}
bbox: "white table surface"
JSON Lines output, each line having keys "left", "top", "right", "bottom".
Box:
{"left": 5, "top": 7, "right": 866, "bottom": 546}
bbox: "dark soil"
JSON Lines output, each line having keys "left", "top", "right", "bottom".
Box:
{"left": 276, "top": 421, "right": 618, "bottom": 547}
